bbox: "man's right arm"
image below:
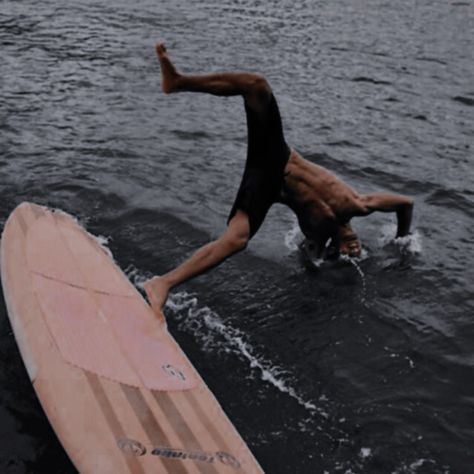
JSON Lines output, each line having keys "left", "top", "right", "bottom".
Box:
{"left": 395, "top": 199, "right": 414, "bottom": 237}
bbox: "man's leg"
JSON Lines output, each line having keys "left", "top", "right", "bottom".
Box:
{"left": 145, "top": 44, "right": 278, "bottom": 311}
{"left": 145, "top": 210, "right": 250, "bottom": 312}
{"left": 156, "top": 43, "right": 272, "bottom": 111}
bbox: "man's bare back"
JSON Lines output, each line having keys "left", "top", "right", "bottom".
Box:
{"left": 279, "top": 150, "right": 413, "bottom": 258}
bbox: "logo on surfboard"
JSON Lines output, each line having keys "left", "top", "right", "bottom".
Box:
{"left": 161, "top": 363, "right": 186, "bottom": 381}
{"left": 117, "top": 438, "right": 241, "bottom": 469}
{"left": 117, "top": 438, "right": 147, "bottom": 457}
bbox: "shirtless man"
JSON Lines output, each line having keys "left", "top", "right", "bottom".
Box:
{"left": 144, "top": 44, "right": 413, "bottom": 310}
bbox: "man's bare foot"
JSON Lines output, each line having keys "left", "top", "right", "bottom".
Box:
{"left": 144, "top": 276, "right": 170, "bottom": 313}
{"left": 155, "top": 43, "right": 181, "bottom": 94}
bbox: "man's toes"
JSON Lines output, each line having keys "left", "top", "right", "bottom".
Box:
{"left": 155, "top": 43, "right": 167, "bottom": 56}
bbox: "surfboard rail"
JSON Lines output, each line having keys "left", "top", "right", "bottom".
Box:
{"left": 1, "top": 202, "right": 264, "bottom": 474}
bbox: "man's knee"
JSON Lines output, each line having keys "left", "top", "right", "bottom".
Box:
{"left": 220, "top": 231, "right": 248, "bottom": 254}
{"left": 223, "top": 210, "right": 250, "bottom": 252}
{"left": 246, "top": 74, "right": 272, "bottom": 103}
{"left": 251, "top": 74, "right": 271, "bottom": 92}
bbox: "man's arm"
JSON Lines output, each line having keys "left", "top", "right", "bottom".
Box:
{"left": 362, "top": 193, "right": 414, "bottom": 237}
{"left": 144, "top": 210, "right": 250, "bottom": 312}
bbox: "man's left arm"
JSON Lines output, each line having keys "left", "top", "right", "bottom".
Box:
{"left": 363, "top": 193, "right": 414, "bottom": 237}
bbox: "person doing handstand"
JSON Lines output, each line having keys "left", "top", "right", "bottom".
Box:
{"left": 144, "top": 44, "right": 414, "bottom": 310}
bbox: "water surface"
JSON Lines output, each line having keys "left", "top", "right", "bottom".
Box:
{"left": 1, "top": 0, "right": 473, "bottom": 472}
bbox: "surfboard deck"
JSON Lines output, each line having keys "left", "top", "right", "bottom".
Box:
{"left": 1, "top": 202, "right": 263, "bottom": 474}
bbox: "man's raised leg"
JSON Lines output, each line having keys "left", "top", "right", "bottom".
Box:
{"left": 145, "top": 44, "right": 279, "bottom": 312}
{"left": 155, "top": 43, "right": 272, "bottom": 107}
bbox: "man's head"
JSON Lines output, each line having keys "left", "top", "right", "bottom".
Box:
{"left": 338, "top": 223, "right": 361, "bottom": 258}
{"left": 325, "top": 223, "right": 361, "bottom": 259}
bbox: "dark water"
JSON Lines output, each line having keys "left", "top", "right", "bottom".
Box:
{"left": 1, "top": 0, "right": 473, "bottom": 472}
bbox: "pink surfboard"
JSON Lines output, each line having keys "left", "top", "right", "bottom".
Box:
{"left": 1, "top": 202, "right": 263, "bottom": 474}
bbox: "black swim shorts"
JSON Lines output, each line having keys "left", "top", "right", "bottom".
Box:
{"left": 227, "top": 93, "right": 290, "bottom": 238}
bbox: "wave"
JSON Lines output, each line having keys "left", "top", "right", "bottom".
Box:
{"left": 325, "top": 140, "right": 363, "bottom": 148}
{"left": 426, "top": 188, "right": 474, "bottom": 219}
{"left": 452, "top": 96, "right": 474, "bottom": 107}
{"left": 304, "top": 153, "right": 431, "bottom": 196}
{"left": 352, "top": 76, "right": 392, "bottom": 86}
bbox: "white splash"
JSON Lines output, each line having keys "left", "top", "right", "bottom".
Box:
{"left": 93, "top": 234, "right": 113, "bottom": 258}
{"left": 360, "top": 447, "right": 372, "bottom": 459}
{"left": 166, "top": 291, "right": 324, "bottom": 415}
{"left": 340, "top": 254, "right": 367, "bottom": 304}
{"left": 391, "top": 458, "right": 435, "bottom": 474}
{"left": 379, "top": 223, "right": 423, "bottom": 255}
{"left": 395, "top": 232, "right": 423, "bottom": 254}
{"left": 284, "top": 220, "right": 304, "bottom": 252}
{"left": 124, "top": 263, "right": 151, "bottom": 289}
{"left": 122, "top": 266, "right": 326, "bottom": 416}
{"left": 49, "top": 206, "right": 114, "bottom": 259}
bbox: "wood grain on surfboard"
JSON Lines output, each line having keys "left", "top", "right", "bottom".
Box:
{"left": 1, "top": 202, "right": 264, "bottom": 474}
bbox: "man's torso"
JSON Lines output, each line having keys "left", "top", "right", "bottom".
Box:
{"left": 280, "top": 151, "right": 366, "bottom": 240}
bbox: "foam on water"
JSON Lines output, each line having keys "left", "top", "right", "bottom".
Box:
{"left": 379, "top": 223, "right": 423, "bottom": 255}
{"left": 122, "top": 265, "right": 324, "bottom": 415}
{"left": 53, "top": 207, "right": 114, "bottom": 258}
{"left": 93, "top": 234, "right": 113, "bottom": 258}
{"left": 283, "top": 219, "right": 371, "bottom": 306}
{"left": 284, "top": 219, "right": 304, "bottom": 252}
{"left": 124, "top": 263, "right": 151, "bottom": 289}
{"left": 359, "top": 447, "right": 372, "bottom": 459}
{"left": 391, "top": 458, "right": 436, "bottom": 474}
{"left": 340, "top": 254, "right": 368, "bottom": 305}
{"left": 165, "top": 291, "right": 325, "bottom": 416}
